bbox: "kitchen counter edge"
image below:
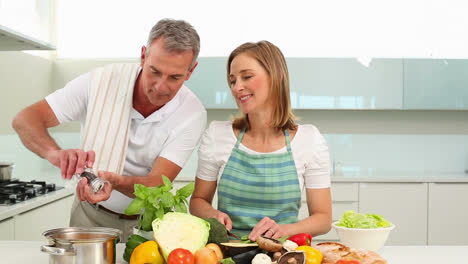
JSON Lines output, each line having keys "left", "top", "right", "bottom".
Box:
{"left": 0, "top": 188, "right": 74, "bottom": 221}
{"left": 176, "top": 173, "right": 468, "bottom": 183}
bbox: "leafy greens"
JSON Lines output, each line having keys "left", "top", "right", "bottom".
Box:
{"left": 336, "top": 210, "right": 391, "bottom": 229}
{"left": 124, "top": 175, "right": 195, "bottom": 231}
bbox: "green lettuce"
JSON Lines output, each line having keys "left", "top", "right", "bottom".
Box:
{"left": 336, "top": 210, "right": 391, "bottom": 228}
{"left": 152, "top": 212, "right": 210, "bottom": 260}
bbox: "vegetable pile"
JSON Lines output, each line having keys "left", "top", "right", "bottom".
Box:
{"left": 122, "top": 178, "right": 336, "bottom": 264}
{"left": 336, "top": 210, "right": 391, "bottom": 229}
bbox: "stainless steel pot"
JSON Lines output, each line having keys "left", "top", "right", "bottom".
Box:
{"left": 0, "top": 162, "right": 13, "bottom": 180}
{"left": 41, "top": 227, "right": 122, "bottom": 264}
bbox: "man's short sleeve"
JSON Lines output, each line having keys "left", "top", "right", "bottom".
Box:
{"left": 159, "top": 110, "right": 207, "bottom": 168}
{"left": 45, "top": 72, "right": 91, "bottom": 123}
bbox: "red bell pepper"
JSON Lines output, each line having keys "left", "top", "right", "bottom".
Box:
{"left": 287, "top": 233, "right": 312, "bottom": 246}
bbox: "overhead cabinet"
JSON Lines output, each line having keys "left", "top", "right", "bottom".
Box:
{"left": 187, "top": 58, "right": 403, "bottom": 109}
{"left": 0, "top": 25, "right": 55, "bottom": 51}
{"left": 187, "top": 58, "right": 468, "bottom": 110}
{"left": 403, "top": 59, "right": 468, "bottom": 110}
{"left": 186, "top": 58, "right": 237, "bottom": 109}
{"left": 287, "top": 58, "right": 403, "bottom": 109}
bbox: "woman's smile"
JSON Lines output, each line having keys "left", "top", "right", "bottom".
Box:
{"left": 239, "top": 94, "right": 253, "bottom": 103}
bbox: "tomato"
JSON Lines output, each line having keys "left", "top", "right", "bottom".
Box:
{"left": 167, "top": 248, "right": 195, "bottom": 264}
{"left": 336, "top": 259, "right": 361, "bottom": 264}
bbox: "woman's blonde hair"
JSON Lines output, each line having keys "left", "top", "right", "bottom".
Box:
{"left": 227, "top": 40, "right": 297, "bottom": 131}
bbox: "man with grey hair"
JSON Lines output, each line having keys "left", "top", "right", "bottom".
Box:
{"left": 12, "top": 19, "right": 206, "bottom": 241}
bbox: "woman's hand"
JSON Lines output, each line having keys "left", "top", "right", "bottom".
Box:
{"left": 212, "top": 210, "right": 233, "bottom": 231}
{"left": 249, "top": 217, "right": 286, "bottom": 241}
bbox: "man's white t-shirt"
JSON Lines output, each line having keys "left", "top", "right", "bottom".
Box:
{"left": 46, "top": 69, "right": 207, "bottom": 213}
{"left": 196, "top": 121, "right": 331, "bottom": 192}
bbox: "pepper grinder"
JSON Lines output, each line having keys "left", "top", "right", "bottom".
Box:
{"left": 79, "top": 167, "right": 108, "bottom": 193}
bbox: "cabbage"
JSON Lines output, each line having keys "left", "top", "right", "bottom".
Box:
{"left": 336, "top": 210, "right": 391, "bottom": 228}
{"left": 152, "top": 212, "right": 210, "bottom": 260}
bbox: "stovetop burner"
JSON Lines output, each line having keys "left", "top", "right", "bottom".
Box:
{"left": 0, "top": 179, "right": 63, "bottom": 205}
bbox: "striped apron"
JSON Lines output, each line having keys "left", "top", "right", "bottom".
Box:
{"left": 217, "top": 128, "right": 301, "bottom": 237}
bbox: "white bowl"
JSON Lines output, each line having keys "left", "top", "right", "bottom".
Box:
{"left": 332, "top": 221, "right": 395, "bottom": 251}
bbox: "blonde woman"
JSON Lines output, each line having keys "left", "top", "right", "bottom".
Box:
{"left": 190, "top": 41, "right": 331, "bottom": 241}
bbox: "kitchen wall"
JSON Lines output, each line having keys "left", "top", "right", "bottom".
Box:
{"left": 0, "top": 51, "right": 55, "bottom": 181}
{"left": 0, "top": 51, "right": 53, "bottom": 134}
{"left": 1, "top": 56, "right": 467, "bottom": 185}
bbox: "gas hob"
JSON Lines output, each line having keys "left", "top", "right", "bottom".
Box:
{"left": 0, "top": 179, "right": 63, "bottom": 205}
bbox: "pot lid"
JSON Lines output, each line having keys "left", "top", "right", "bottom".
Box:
{"left": 0, "top": 162, "right": 14, "bottom": 167}
{"left": 42, "top": 227, "right": 122, "bottom": 243}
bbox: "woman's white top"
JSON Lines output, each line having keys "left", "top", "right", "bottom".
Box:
{"left": 196, "top": 121, "right": 331, "bottom": 191}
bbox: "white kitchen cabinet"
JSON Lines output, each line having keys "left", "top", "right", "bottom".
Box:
{"left": 0, "top": 217, "right": 14, "bottom": 240}
{"left": 14, "top": 195, "right": 74, "bottom": 241}
{"left": 186, "top": 58, "right": 403, "bottom": 109}
{"left": 359, "top": 182, "right": 428, "bottom": 245}
{"left": 0, "top": 25, "right": 55, "bottom": 51}
{"left": 428, "top": 183, "right": 468, "bottom": 245}
{"left": 403, "top": 59, "right": 468, "bottom": 110}
{"left": 300, "top": 183, "right": 359, "bottom": 241}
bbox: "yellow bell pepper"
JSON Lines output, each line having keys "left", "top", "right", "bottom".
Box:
{"left": 130, "top": 240, "right": 164, "bottom": 264}
{"left": 296, "top": 245, "right": 323, "bottom": 264}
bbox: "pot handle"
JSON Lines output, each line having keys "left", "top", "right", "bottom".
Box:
{"left": 41, "top": 245, "right": 76, "bottom": 256}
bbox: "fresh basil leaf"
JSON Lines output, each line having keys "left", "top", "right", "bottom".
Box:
{"left": 174, "top": 202, "right": 187, "bottom": 213}
{"left": 155, "top": 206, "right": 165, "bottom": 219}
{"left": 148, "top": 194, "right": 159, "bottom": 206}
{"left": 176, "top": 182, "right": 195, "bottom": 198}
{"left": 141, "top": 207, "right": 155, "bottom": 231}
{"left": 124, "top": 198, "right": 144, "bottom": 215}
{"left": 160, "top": 175, "right": 172, "bottom": 192}
{"left": 148, "top": 186, "right": 162, "bottom": 197}
{"left": 160, "top": 192, "right": 175, "bottom": 208}
{"left": 134, "top": 184, "right": 149, "bottom": 199}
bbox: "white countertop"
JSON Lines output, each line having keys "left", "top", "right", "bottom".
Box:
{"left": 0, "top": 188, "right": 74, "bottom": 221}
{"left": 1, "top": 240, "right": 467, "bottom": 264}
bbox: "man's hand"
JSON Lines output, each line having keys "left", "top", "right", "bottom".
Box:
{"left": 46, "top": 149, "right": 95, "bottom": 179}
{"left": 76, "top": 174, "right": 112, "bottom": 204}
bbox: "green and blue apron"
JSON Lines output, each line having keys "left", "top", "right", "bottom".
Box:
{"left": 217, "top": 128, "right": 301, "bottom": 237}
